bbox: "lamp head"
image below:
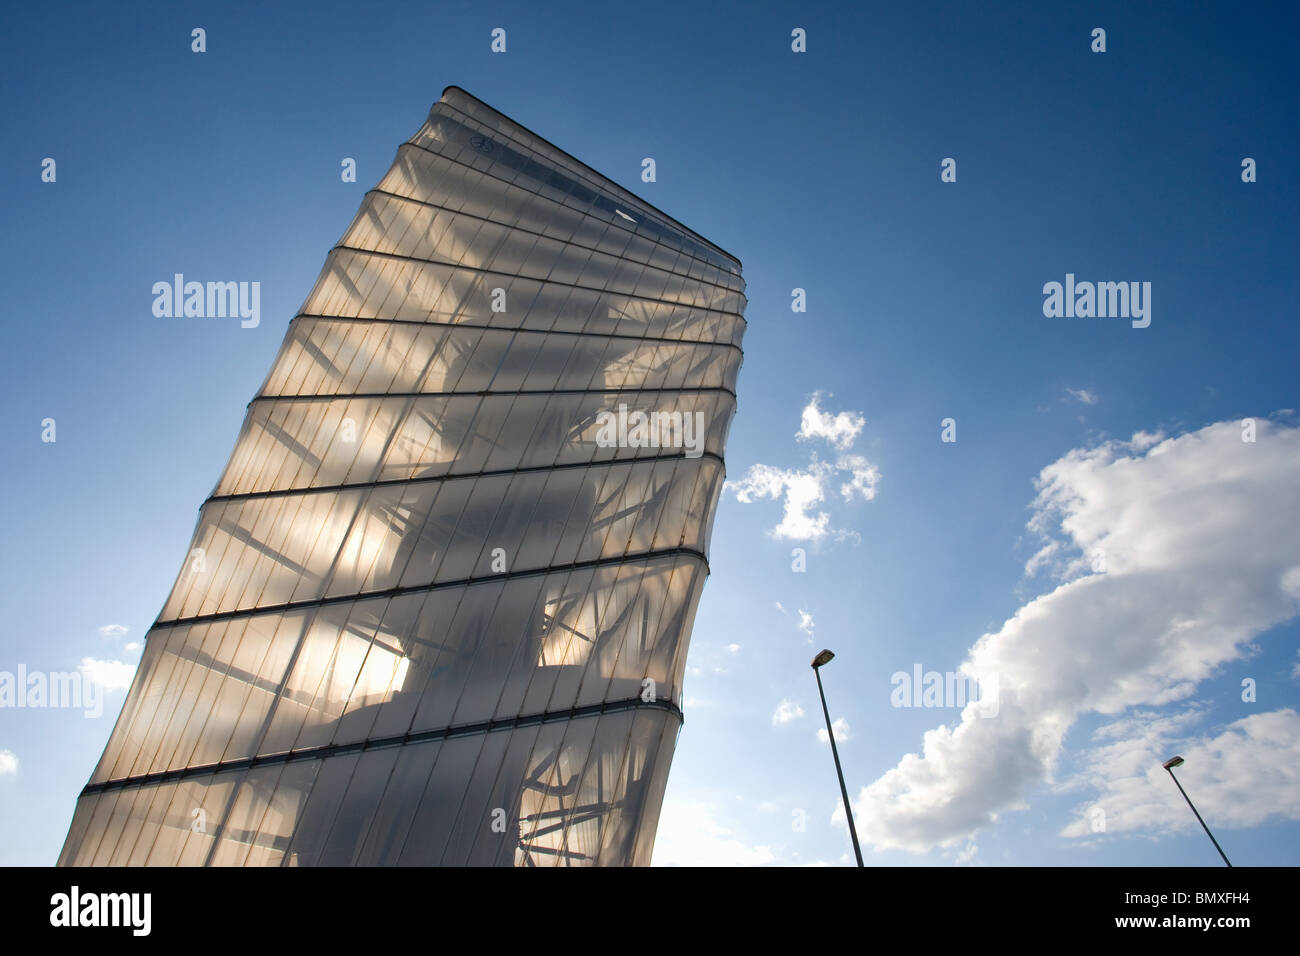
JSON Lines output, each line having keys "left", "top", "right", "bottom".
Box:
{"left": 811, "top": 649, "right": 835, "bottom": 669}
{"left": 1162, "top": 755, "right": 1185, "bottom": 770}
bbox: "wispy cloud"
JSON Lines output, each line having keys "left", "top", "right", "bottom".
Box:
{"left": 1065, "top": 388, "right": 1099, "bottom": 405}
{"left": 773, "top": 699, "right": 805, "bottom": 725}
{"left": 837, "top": 454, "right": 880, "bottom": 502}
{"left": 0, "top": 750, "right": 17, "bottom": 775}
{"left": 773, "top": 605, "right": 817, "bottom": 644}
{"left": 817, "top": 717, "right": 850, "bottom": 744}
{"left": 78, "top": 658, "right": 136, "bottom": 692}
{"left": 797, "top": 609, "right": 814, "bottom": 639}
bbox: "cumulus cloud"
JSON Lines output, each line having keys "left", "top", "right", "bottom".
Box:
{"left": 798, "top": 393, "right": 866, "bottom": 450}
{"left": 725, "top": 396, "right": 879, "bottom": 541}
{"left": 1128, "top": 430, "right": 1163, "bottom": 451}
{"left": 652, "top": 800, "right": 776, "bottom": 866}
{"left": 817, "top": 717, "right": 851, "bottom": 744}
{"left": 79, "top": 658, "right": 137, "bottom": 692}
{"left": 1060, "top": 708, "right": 1300, "bottom": 839}
{"left": 726, "top": 460, "right": 833, "bottom": 540}
{"left": 0, "top": 750, "right": 17, "bottom": 775}
{"left": 852, "top": 417, "right": 1300, "bottom": 852}
{"left": 97, "top": 624, "right": 128, "bottom": 639}
{"left": 773, "top": 699, "right": 805, "bottom": 725}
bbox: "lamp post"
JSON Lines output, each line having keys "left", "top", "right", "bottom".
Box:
{"left": 811, "top": 649, "right": 864, "bottom": 867}
{"left": 1161, "top": 755, "right": 1231, "bottom": 867}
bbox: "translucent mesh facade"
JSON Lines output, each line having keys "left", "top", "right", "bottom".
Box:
{"left": 58, "top": 87, "right": 745, "bottom": 866}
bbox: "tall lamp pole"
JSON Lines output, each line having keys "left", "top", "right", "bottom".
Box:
{"left": 812, "top": 649, "right": 864, "bottom": 867}
{"left": 1161, "top": 755, "right": 1232, "bottom": 867}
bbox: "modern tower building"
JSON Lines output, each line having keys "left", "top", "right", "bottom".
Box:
{"left": 58, "top": 87, "right": 745, "bottom": 866}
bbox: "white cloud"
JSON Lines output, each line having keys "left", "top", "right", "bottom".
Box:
{"left": 837, "top": 454, "right": 880, "bottom": 502}
{"left": 774, "top": 605, "right": 816, "bottom": 644}
{"left": 1066, "top": 388, "right": 1099, "bottom": 405}
{"left": 773, "top": 699, "right": 805, "bottom": 725}
{"left": 652, "top": 799, "right": 776, "bottom": 866}
{"left": 726, "top": 460, "right": 833, "bottom": 540}
{"left": 1061, "top": 708, "right": 1300, "bottom": 839}
{"left": 726, "top": 643, "right": 741, "bottom": 654}
{"left": 1129, "top": 430, "right": 1164, "bottom": 451}
{"left": 817, "top": 717, "right": 851, "bottom": 744}
{"left": 97, "top": 624, "right": 128, "bottom": 639}
{"left": 954, "top": 841, "right": 979, "bottom": 865}
{"left": 725, "top": 396, "right": 878, "bottom": 541}
{"left": 797, "top": 609, "right": 814, "bottom": 638}
{"left": 798, "top": 393, "right": 865, "bottom": 450}
{"left": 0, "top": 750, "right": 16, "bottom": 775}
{"left": 79, "top": 657, "right": 137, "bottom": 692}
{"left": 852, "top": 418, "right": 1300, "bottom": 852}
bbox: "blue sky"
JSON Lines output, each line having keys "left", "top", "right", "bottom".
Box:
{"left": 2, "top": 0, "right": 1297, "bottom": 866}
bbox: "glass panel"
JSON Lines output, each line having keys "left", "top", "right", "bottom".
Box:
{"left": 59, "top": 86, "right": 739, "bottom": 869}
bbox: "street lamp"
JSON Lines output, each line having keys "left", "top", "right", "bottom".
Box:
{"left": 811, "top": 649, "right": 864, "bottom": 866}
{"left": 1161, "top": 755, "right": 1232, "bottom": 867}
